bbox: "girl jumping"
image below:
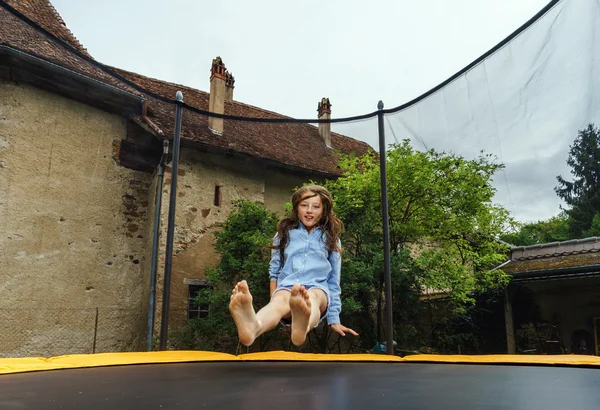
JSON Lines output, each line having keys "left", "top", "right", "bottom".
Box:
{"left": 229, "top": 185, "right": 358, "bottom": 347}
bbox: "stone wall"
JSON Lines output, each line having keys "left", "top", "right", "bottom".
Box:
{"left": 264, "top": 170, "right": 306, "bottom": 214}
{"left": 0, "top": 80, "right": 318, "bottom": 355}
{"left": 152, "top": 150, "right": 311, "bottom": 338}
{"left": 0, "top": 81, "right": 151, "bottom": 357}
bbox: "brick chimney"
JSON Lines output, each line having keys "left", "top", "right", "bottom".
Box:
{"left": 208, "top": 56, "right": 235, "bottom": 134}
{"left": 317, "top": 98, "right": 332, "bottom": 148}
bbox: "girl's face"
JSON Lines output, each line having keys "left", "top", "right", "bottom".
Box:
{"left": 297, "top": 192, "right": 323, "bottom": 233}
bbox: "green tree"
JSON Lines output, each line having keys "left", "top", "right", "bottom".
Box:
{"left": 171, "top": 200, "right": 284, "bottom": 353}
{"left": 173, "top": 140, "right": 512, "bottom": 354}
{"left": 325, "top": 140, "right": 511, "bottom": 349}
{"left": 582, "top": 213, "right": 600, "bottom": 238}
{"left": 500, "top": 214, "right": 571, "bottom": 246}
{"left": 172, "top": 199, "right": 367, "bottom": 354}
{"left": 556, "top": 123, "right": 600, "bottom": 237}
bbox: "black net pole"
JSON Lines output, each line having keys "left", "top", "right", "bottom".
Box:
{"left": 377, "top": 101, "right": 394, "bottom": 355}
{"left": 159, "top": 91, "right": 184, "bottom": 350}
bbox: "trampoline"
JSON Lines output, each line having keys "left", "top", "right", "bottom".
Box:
{"left": 2, "top": 351, "right": 600, "bottom": 410}
{"left": 3, "top": 1, "right": 600, "bottom": 408}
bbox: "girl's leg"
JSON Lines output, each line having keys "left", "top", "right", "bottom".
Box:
{"left": 255, "top": 290, "right": 291, "bottom": 333}
{"left": 229, "top": 280, "right": 291, "bottom": 346}
{"left": 289, "top": 285, "right": 327, "bottom": 346}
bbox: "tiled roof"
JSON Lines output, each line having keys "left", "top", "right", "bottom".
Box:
{"left": 503, "top": 237, "right": 600, "bottom": 275}
{"left": 0, "top": 0, "right": 374, "bottom": 176}
{"left": 510, "top": 237, "right": 600, "bottom": 261}
{"left": 0, "top": 1, "right": 141, "bottom": 97}
{"left": 4, "top": 0, "right": 90, "bottom": 57}
{"left": 113, "top": 67, "right": 373, "bottom": 176}
{"left": 503, "top": 252, "right": 600, "bottom": 274}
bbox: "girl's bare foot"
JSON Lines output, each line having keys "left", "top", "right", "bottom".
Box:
{"left": 289, "top": 284, "right": 311, "bottom": 346}
{"left": 229, "top": 280, "right": 260, "bottom": 346}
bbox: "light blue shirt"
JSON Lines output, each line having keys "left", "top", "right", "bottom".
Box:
{"left": 269, "top": 224, "right": 342, "bottom": 325}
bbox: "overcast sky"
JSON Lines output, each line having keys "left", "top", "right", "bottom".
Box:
{"left": 52, "top": 0, "right": 585, "bottom": 224}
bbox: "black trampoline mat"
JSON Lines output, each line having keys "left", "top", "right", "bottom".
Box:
{"left": 1, "top": 361, "right": 599, "bottom": 409}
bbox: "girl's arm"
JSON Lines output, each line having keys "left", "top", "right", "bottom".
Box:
{"left": 326, "top": 248, "right": 342, "bottom": 325}
{"left": 327, "top": 240, "right": 359, "bottom": 337}
{"left": 269, "top": 234, "right": 281, "bottom": 292}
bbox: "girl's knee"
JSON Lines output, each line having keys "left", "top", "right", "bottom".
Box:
{"left": 308, "top": 288, "right": 326, "bottom": 300}
{"left": 270, "top": 292, "right": 291, "bottom": 311}
{"left": 308, "top": 289, "right": 328, "bottom": 309}
{"left": 271, "top": 290, "right": 290, "bottom": 303}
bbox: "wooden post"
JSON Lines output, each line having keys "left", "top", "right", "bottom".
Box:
{"left": 594, "top": 317, "right": 599, "bottom": 356}
{"left": 504, "top": 288, "right": 516, "bottom": 354}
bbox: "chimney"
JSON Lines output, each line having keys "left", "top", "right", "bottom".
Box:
{"left": 317, "top": 98, "right": 332, "bottom": 148}
{"left": 208, "top": 56, "right": 235, "bottom": 134}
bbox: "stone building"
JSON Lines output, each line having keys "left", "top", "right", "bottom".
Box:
{"left": 0, "top": 0, "right": 372, "bottom": 356}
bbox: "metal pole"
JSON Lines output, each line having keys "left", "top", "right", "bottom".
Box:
{"left": 377, "top": 100, "right": 394, "bottom": 355}
{"left": 159, "top": 91, "right": 184, "bottom": 350}
{"left": 147, "top": 139, "right": 169, "bottom": 351}
{"left": 92, "top": 307, "right": 99, "bottom": 354}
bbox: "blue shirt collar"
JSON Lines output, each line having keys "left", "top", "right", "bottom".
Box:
{"left": 298, "top": 222, "right": 322, "bottom": 234}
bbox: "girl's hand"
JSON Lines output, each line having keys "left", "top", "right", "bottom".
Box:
{"left": 330, "top": 323, "right": 359, "bottom": 337}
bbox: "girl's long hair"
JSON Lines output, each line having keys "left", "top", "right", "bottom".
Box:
{"left": 269, "top": 185, "right": 344, "bottom": 263}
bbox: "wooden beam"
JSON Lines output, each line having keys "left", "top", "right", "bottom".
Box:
{"left": 1, "top": 48, "right": 142, "bottom": 117}
{"left": 594, "top": 317, "right": 599, "bottom": 356}
{"left": 504, "top": 288, "right": 516, "bottom": 354}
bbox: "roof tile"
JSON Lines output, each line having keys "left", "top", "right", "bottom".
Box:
{"left": 4, "top": 0, "right": 90, "bottom": 56}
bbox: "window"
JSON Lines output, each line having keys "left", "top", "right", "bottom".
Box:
{"left": 214, "top": 184, "right": 222, "bottom": 206}
{"left": 188, "top": 284, "right": 211, "bottom": 319}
